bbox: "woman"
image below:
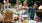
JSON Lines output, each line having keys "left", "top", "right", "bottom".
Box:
{"left": 2, "top": 9, "right": 13, "bottom": 23}
{"left": 22, "top": 1, "right": 29, "bottom": 10}
{"left": 4, "top": 0, "right": 11, "bottom": 9}
{"left": 21, "top": 1, "right": 29, "bottom": 15}
{"left": 14, "top": 0, "right": 22, "bottom": 9}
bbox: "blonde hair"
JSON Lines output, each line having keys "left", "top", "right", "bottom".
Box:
{"left": 2, "top": 9, "right": 13, "bottom": 23}
{"left": 24, "top": 1, "right": 28, "bottom": 6}
{"left": 16, "top": 0, "right": 21, "bottom": 4}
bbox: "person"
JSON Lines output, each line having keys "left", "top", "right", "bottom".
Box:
{"left": 4, "top": 0, "right": 11, "bottom": 9}
{"left": 14, "top": 0, "right": 22, "bottom": 9}
{"left": 29, "top": 1, "right": 40, "bottom": 20}
{"left": 0, "top": 3, "right": 3, "bottom": 14}
{"left": 22, "top": 1, "right": 29, "bottom": 10}
{"left": 2, "top": 9, "right": 13, "bottom": 23}
{"left": 34, "top": 10, "right": 42, "bottom": 23}
{"left": 20, "top": 1, "right": 29, "bottom": 16}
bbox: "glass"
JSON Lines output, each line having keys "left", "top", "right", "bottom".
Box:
{"left": 23, "top": 20, "right": 28, "bottom": 23}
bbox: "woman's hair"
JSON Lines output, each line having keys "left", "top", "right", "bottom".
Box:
{"left": 36, "top": 10, "right": 42, "bottom": 21}
{"left": 23, "top": 1, "right": 28, "bottom": 6}
{"left": 2, "top": 9, "right": 13, "bottom": 22}
{"left": 16, "top": 0, "right": 21, "bottom": 4}
{"left": 5, "top": 0, "right": 7, "bottom": 2}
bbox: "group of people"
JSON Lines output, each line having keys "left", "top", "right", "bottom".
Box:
{"left": 0, "top": 0, "right": 42, "bottom": 23}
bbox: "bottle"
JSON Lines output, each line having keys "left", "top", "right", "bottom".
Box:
{"left": 23, "top": 20, "right": 28, "bottom": 23}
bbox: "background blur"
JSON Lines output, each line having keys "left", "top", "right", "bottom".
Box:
{"left": 0, "top": 0, "right": 42, "bottom": 7}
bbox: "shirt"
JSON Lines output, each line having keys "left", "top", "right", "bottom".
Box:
{"left": 4, "top": 3, "right": 11, "bottom": 9}
{"left": 29, "top": 6, "right": 38, "bottom": 20}
{"left": 37, "top": 22, "right": 42, "bottom": 23}
{"left": 21, "top": 6, "right": 29, "bottom": 16}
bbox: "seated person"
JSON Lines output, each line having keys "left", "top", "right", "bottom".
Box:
{"left": 34, "top": 10, "right": 42, "bottom": 23}
{"left": 29, "top": 1, "right": 40, "bottom": 20}
{"left": 4, "top": 0, "right": 11, "bottom": 9}
{"left": 21, "top": 1, "right": 29, "bottom": 10}
{"left": 14, "top": 0, "right": 22, "bottom": 9}
{"left": 2, "top": 9, "right": 13, "bottom": 23}
{"left": 20, "top": 1, "right": 29, "bottom": 15}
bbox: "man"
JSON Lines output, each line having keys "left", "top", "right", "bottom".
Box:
{"left": 29, "top": 1, "right": 40, "bottom": 20}
{"left": 34, "top": 10, "right": 42, "bottom": 23}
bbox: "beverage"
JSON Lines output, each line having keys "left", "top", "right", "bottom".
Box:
{"left": 23, "top": 20, "right": 28, "bottom": 23}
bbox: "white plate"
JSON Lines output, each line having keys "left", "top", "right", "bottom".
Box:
{"left": 28, "top": 20, "right": 36, "bottom": 23}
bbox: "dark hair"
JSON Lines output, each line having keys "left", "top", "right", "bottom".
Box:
{"left": 34, "top": 1, "right": 40, "bottom": 7}
{"left": 40, "top": 2, "right": 42, "bottom": 5}
{"left": 5, "top": 0, "right": 7, "bottom": 2}
{"left": 36, "top": 11, "right": 42, "bottom": 19}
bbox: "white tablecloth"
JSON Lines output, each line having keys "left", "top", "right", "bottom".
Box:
{"left": 28, "top": 20, "right": 36, "bottom": 23}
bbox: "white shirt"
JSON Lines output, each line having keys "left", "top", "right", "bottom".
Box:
{"left": 37, "top": 22, "right": 42, "bottom": 23}
{"left": 0, "top": 13, "right": 2, "bottom": 21}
